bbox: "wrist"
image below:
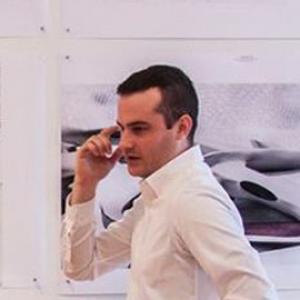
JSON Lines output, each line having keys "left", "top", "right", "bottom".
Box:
{"left": 70, "top": 179, "right": 98, "bottom": 205}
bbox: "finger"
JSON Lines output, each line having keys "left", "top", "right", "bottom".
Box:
{"left": 95, "top": 135, "right": 112, "bottom": 155}
{"left": 109, "top": 146, "right": 123, "bottom": 164}
{"left": 89, "top": 137, "right": 113, "bottom": 158}
{"left": 100, "top": 125, "right": 120, "bottom": 138}
{"left": 86, "top": 140, "right": 101, "bottom": 157}
{"left": 78, "top": 127, "right": 116, "bottom": 158}
{"left": 77, "top": 140, "right": 93, "bottom": 156}
{"left": 83, "top": 135, "right": 109, "bottom": 156}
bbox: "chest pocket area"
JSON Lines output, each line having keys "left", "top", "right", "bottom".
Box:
{"left": 130, "top": 209, "right": 176, "bottom": 274}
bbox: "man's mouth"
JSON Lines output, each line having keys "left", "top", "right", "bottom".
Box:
{"left": 126, "top": 155, "right": 141, "bottom": 162}
{"left": 118, "top": 153, "right": 140, "bottom": 164}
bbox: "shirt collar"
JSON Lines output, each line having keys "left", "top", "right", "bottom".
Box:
{"left": 139, "top": 145, "right": 204, "bottom": 203}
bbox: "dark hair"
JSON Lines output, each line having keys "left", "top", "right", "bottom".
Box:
{"left": 117, "top": 65, "right": 199, "bottom": 145}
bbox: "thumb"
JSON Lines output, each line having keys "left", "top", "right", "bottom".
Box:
{"left": 109, "top": 147, "right": 123, "bottom": 164}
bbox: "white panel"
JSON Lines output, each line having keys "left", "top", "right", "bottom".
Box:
{"left": 1, "top": 289, "right": 300, "bottom": 300}
{"left": 1, "top": 55, "right": 47, "bottom": 287}
{"left": 0, "top": 60, "right": 2, "bottom": 285}
{"left": 61, "top": 41, "right": 300, "bottom": 84}
{"left": 59, "top": 269, "right": 128, "bottom": 295}
{"left": 62, "top": 0, "right": 300, "bottom": 38}
{"left": 0, "top": 0, "right": 47, "bottom": 37}
{"left": 0, "top": 62, "right": 2, "bottom": 183}
{"left": 0, "top": 289, "right": 127, "bottom": 300}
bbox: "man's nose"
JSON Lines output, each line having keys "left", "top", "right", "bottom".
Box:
{"left": 118, "top": 131, "right": 134, "bottom": 151}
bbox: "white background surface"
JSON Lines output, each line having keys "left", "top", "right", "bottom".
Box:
{"left": 1, "top": 54, "right": 47, "bottom": 288}
{"left": 0, "top": 0, "right": 47, "bottom": 37}
{"left": 0, "top": 0, "right": 300, "bottom": 299}
{"left": 61, "top": 0, "right": 300, "bottom": 38}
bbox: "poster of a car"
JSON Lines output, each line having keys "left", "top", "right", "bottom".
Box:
{"left": 62, "top": 83, "right": 300, "bottom": 252}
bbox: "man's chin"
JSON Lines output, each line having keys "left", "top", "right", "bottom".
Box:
{"left": 127, "top": 167, "right": 143, "bottom": 177}
{"left": 127, "top": 165, "right": 148, "bottom": 178}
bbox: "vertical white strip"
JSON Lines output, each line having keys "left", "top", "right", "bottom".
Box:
{"left": 1, "top": 55, "right": 46, "bottom": 287}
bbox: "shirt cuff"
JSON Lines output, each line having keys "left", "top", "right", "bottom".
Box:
{"left": 65, "top": 194, "right": 97, "bottom": 222}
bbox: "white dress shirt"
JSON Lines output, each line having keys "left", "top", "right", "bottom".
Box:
{"left": 62, "top": 145, "right": 278, "bottom": 300}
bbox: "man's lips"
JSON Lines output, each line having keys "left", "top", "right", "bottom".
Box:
{"left": 118, "top": 155, "right": 140, "bottom": 164}
{"left": 127, "top": 156, "right": 140, "bottom": 160}
{"left": 117, "top": 151, "right": 140, "bottom": 164}
{"left": 125, "top": 155, "right": 141, "bottom": 163}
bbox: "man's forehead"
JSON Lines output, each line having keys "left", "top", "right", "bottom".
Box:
{"left": 117, "top": 87, "right": 162, "bottom": 104}
{"left": 116, "top": 108, "right": 161, "bottom": 124}
{"left": 116, "top": 88, "right": 163, "bottom": 124}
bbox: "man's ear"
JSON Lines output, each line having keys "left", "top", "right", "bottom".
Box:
{"left": 176, "top": 114, "right": 193, "bottom": 140}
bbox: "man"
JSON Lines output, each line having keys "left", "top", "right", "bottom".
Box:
{"left": 62, "top": 65, "right": 278, "bottom": 299}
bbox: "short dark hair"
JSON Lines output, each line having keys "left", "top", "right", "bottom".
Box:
{"left": 117, "top": 65, "right": 199, "bottom": 145}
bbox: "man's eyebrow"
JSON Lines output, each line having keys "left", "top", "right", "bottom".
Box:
{"left": 116, "top": 120, "right": 150, "bottom": 129}
{"left": 116, "top": 121, "right": 124, "bottom": 129}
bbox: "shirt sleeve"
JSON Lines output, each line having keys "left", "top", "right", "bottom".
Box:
{"left": 61, "top": 195, "right": 137, "bottom": 281}
{"left": 175, "top": 188, "right": 278, "bottom": 300}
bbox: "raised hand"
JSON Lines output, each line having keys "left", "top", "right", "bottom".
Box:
{"left": 71, "top": 126, "right": 122, "bottom": 204}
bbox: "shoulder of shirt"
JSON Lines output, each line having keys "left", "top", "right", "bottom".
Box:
{"left": 170, "top": 177, "right": 244, "bottom": 237}
{"left": 171, "top": 166, "right": 236, "bottom": 218}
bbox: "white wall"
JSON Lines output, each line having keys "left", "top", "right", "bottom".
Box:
{"left": 0, "top": 1, "right": 300, "bottom": 299}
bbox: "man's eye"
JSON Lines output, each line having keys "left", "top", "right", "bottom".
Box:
{"left": 132, "top": 127, "right": 146, "bottom": 132}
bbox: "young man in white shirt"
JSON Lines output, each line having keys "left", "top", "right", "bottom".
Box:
{"left": 62, "top": 65, "right": 278, "bottom": 300}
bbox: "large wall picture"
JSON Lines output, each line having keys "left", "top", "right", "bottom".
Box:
{"left": 61, "top": 81, "right": 300, "bottom": 294}
{"left": 62, "top": 83, "right": 300, "bottom": 252}
{"left": 59, "top": 46, "right": 300, "bottom": 293}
